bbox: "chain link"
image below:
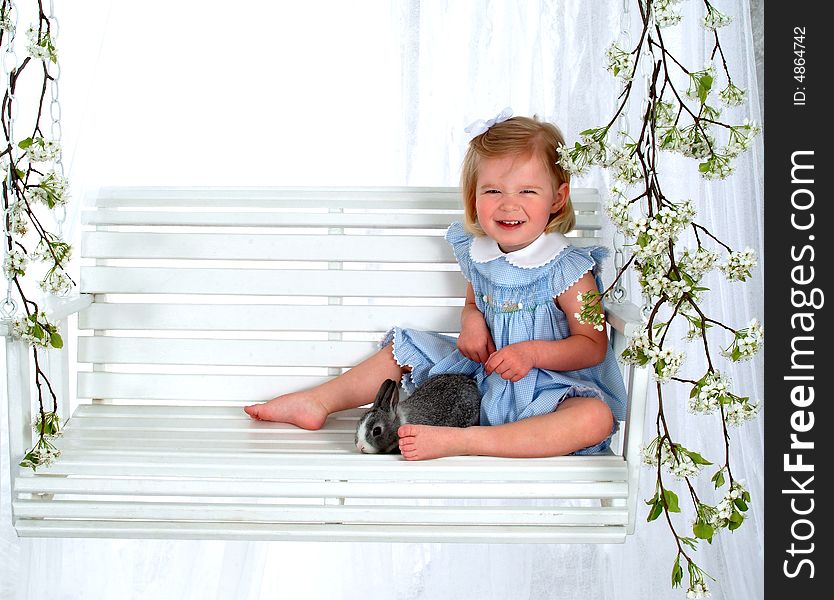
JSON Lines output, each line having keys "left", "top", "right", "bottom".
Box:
{"left": 2, "top": 0, "right": 20, "bottom": 319}
{"left": 48, "top": 0, "right": 65, "bottom": 236}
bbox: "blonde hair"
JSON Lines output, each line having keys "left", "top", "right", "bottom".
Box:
{"left": 460, "top": 116, "right": 575, "bottom": 236}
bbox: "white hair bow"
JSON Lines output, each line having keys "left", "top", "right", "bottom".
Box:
{"left": 464, "top": 107, "right": 513, "bottom": 140}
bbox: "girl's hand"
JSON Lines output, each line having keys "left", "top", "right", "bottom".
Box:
{"left": 484, "top": 342, "right": 537, "bottom": 382}
{"left": 457, "top": 309, "right": 496, "bottom": 364}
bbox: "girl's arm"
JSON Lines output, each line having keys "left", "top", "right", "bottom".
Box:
{"left": 457, "top": 282, "right": 496, "bottom": 363}
{"left": 484, "top": 272, "right": 608, "bottom": 380}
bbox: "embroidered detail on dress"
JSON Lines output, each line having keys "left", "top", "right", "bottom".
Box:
{"left": 481, "top": 295, "right": 548, "bottom": 313}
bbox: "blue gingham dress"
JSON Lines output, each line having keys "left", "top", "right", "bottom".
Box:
{"left": 381, "top": 222, "right": 627, "bottom": 453}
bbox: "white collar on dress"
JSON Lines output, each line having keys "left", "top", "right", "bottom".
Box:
{"left": 470, "top": 230, "right": 570, "bottom": 269}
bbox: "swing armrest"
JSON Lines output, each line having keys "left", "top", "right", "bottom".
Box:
{"left": 1, "top": 293, "right": 95, "bottom": 337}
{"left": 41, "top": 293, "right": 95, "bottom": 322}
{"left": 605, "top": 301, "right": 643, "bottom": 338}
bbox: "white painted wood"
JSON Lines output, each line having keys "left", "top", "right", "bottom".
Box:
{"left": 42, "top": 293, "right": 94, "bottom": 321}
{"left": 78, "top": 337, "right": 380, "bottom": 366}
{"left": 14, "top": 475, "right": 627, "bottom": 500}
{"left": 81, "top": 232, "right": 457, "bottom": 262}
{"left": 13, "top": 499, "right": 628, "bottom": 526}
{"left": 605, "top": 301, "right": 644, "bottom": 337}
{"left": 82, "top": 209, "right": 602, "bottom": 230}
{"left": 77, "top": 303, "right": 462, "bottom": 333}
{"left": 76, "top": 372, "right": 334, "bottom": 402}
{"left": 4, "top": 338, "right": 32, "bottom": 471}
{"left": 80, "top": 267, "right": 469, "bottom": 297}
{"left": 12, "top": 520, "right": 628, "bottom": 543}
{"left": 6, "top": 186, "right": 651, "bottom": 543}
{"left": 92, "top": 185, "right": 601, "bottom": 212}
{"left": 81, "top": 231, "right": 599, "bottom": 261}
{"left": 624, "top": 366, "right": 650, "bottom": 534}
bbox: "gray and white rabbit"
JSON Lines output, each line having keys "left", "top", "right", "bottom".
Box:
{"left": 355, "top": 374, "right": 481, "bottom": 454}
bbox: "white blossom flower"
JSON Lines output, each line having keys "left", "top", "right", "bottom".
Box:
{"left": 703, "top": 5, "right": 733, "bottom": 29}
{"left": 39, "top": 268, "right": 73, "bottom": 296}
{"left": 686, "top": 581, "right": 711, "bottom": 599}
{"left": 680, "top": 124, "right": 714, "bottom": 159}
{"left": 725, "top": 119, "right": 760, "bottom": 157}
{"left": 681, "top": 247, "right": 719, "bottom": 279}
{"left": 725, "top": 398, "right": 760, "bottom": 426}
{"left": 2, "top": 249, "right": 28, "bottom": 278}
{"left": 641, "top": 437, "right": 705, "bottom": 479}
{"left": 11, "top": 310, "right": 60, "bottom": 348}
{"left": 606, "top": 187, "right": 635, "bottom": 234}
{"left": 700, "top": 152, "right": 735, "bottom": 180}
{"left": 28, "top": 170, "right": 71, "bottom": 207}
{"left": 689, "top": 371, "right": 729, "bottom": 414}
{"left": 718, "top": 82, "right": 746, "bottom": 107}
{"left": 606, "top": 145, "right": 644, "bottom": 185}
{"left": 649, "top": 0, "right": 686, "bottom": 28}
{"left": 648, "top": 346, "right": 685, "bottom": 382}
{"left": 654, "top": 100, "right": 677, "bottom": 128}
{"left": 25, "top": 26, "right": 57, "bottom": 62}
{"left": 722, "top": 318, "right": 763, "bottom": 361}
{"left": 25, "top": 137, "right": 62, "bottom": 163}
{"left": 8, "top": 201, "right": 28, "bottom": 236}
{"left": 685, "top": 65, "right": 717, "bottom": 103}
{"left": 0, "top": 12, "right": 13, "bottom": 34}
{"left": 605, "top": 42, "right": 635, "bottom": 81}
{"left": 719, "top": 248, "right": 757, "bottom": 281}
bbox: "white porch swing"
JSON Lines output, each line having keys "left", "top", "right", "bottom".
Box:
{"left": 2, "top": 185, "right": 649, "bottom": 543}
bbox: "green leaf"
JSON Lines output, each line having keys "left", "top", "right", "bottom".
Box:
{"left": 711, "top": 469, "right": 725, "bottom": 489}
{"left": 663, "top": 489, "right": 681, "bottom": 513}
{"left": 18, "top": 137, "right": 34, "bottom": 150}
{"left": 647, "top": 501, "right": 663, "bottom": 522}
{"left": 15, "top": 168, "right": 26, "bottom": 179}
{"left": 693, "top": 522, "right": 714, "bottom": 541}
{"left": 728, "top": 514, "right": 744, "bottom": 530}
{"left": 729, "top": 510, "right": 744, "bottom": 524}
{"left": 33, "top": 324, "right": 44, "bottom": 339}
{"left": 734, "top": 498, "right": 749, "bottom": 511}
{"left": 671, "top": 557, "right": 683, "bottom": 587}
{"left": 687, "top": 451, "right": 713, "bottom": 466}
{"left": 50, "top": 332, "right": 63, "bottom": 349}
{"left": 698, "top": 161, "right": 711, "bottom": 172}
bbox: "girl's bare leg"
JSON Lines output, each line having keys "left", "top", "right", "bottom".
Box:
{"left": 244, "top": 343, "right": 406, "bottom": 429}
{"left": 397, "top": 396, "right": 613, "bottom": 461}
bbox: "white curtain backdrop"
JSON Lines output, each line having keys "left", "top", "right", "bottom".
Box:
{"left": 2, "top": 1, "right": 763, "bottom": 598}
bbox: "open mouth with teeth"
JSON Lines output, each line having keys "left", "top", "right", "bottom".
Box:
{"left": 496, "top": 220, "right": 526, "bottom": 229}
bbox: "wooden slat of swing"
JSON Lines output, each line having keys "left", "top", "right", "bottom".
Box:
{"left": 8, "top": 186, "right": 647, "bottom": 543}
{"left": 14, "top": 500, "right": 628, "bottom": 527}
{"left": 78, "top": 303, "right": 462, "bottom": 332}
{"left": 13, "top": 522, "right": 628, "bottom": 544}
{"left": 82, "top": 209, "right": 603, "bottom": 230}
{"left": 80, "top": 267, "right": 468, "bottom": 297}
{"left": 82, "top": 231, "right": 599, "bottom": 263}
{"left": 90, "top": 185, "right": 602, "bottom": 211}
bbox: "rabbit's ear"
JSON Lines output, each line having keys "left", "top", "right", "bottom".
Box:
{"left": 372, "top": 379, "right": 397, "bottom": 410}
{"left": 389, "top": 385, "right": 400, "bottom": 414}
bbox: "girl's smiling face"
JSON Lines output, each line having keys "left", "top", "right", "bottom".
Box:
{"left": 475, "top": 153, "right": 569, "bottom": 253}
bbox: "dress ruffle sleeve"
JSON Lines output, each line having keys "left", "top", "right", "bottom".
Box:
{"left": 445, "top": 221, "right": 474, "bottom": 282}
{"left": 551, "top": 245, "right": 610, "bottom": 297}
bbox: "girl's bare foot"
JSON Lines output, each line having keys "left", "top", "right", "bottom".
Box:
{"left": 397, "top": 424, "right": 470, "bottom": 461}
{"left": 244, "top": 392, "right": 329, "bottom": 430}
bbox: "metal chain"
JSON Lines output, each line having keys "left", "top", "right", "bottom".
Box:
{"left": 48, "top": 0, "right": 65, "bottom": 236}
{"left": 609, "top": 0, "right": 630, "bottom": 305}
{"left": 1, "top": 0, "right": 19, "bottom": 320}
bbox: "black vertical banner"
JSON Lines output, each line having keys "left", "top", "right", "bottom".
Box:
{"left": 764, "top": 4, "right": 828, "bottom": 598}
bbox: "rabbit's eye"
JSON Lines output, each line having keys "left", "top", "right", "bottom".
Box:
{"left": 372, "top": 426, "right": 382, "bottom": 437}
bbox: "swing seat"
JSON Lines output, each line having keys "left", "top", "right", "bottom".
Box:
{"left": 2, "top": 187, "right": 648, "bottom": 543}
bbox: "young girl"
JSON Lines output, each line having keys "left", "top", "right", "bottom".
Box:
{"left": 245, "top": 115, "right": 627, "bottom": 461}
